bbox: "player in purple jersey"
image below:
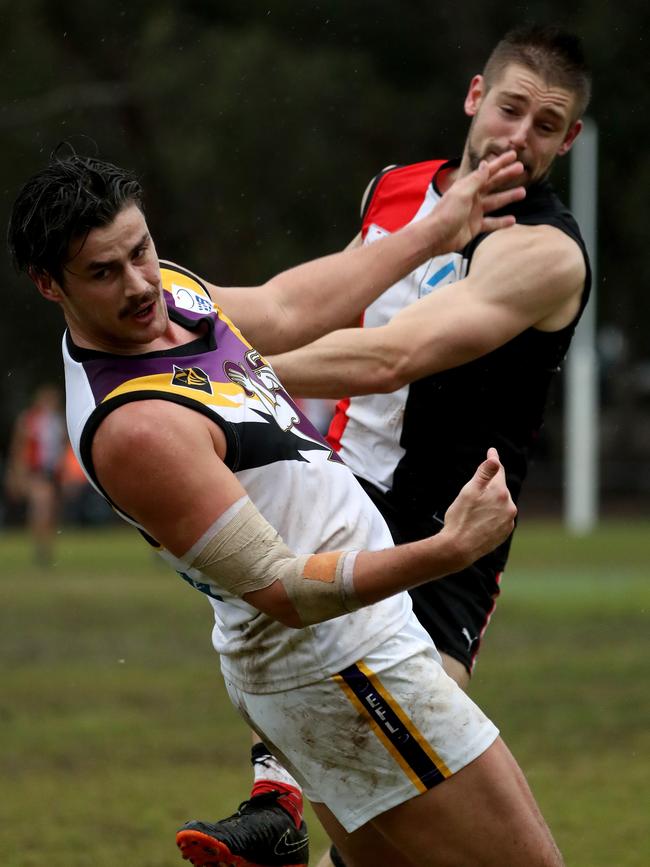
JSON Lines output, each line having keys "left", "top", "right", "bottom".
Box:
{"left": 9, "top": 147, "right": 565, "bottom": 867}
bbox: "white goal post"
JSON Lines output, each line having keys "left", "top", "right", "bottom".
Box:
{"left": 564, "top": 117, "right": 599, "bottom": 534}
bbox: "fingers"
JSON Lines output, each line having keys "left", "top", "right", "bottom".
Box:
{"left": 481, "top": 184, "right": 526, "bottom": 213}
{"left": 447, "top": 151, "right": 523, "bottom": 201}
{"left": 481, "top": 215, "right": 516, "bottom": 233}
{"left": 485, "top": 447, "right": 517, "bottom": 527}
{"left": 479, "top": 185, "right": 526, "bottom": 235}
{"left": 484, "top": 154, "right": 525, "bottom": 190}
{"left": 461, "top": 153, "right": 525, "bottom": 213}
{"left": 483, "top": 150, "right": 519, "bottom": 173}
{"left": 474, "top": 454, "right": 501, "bottom": 486}
{"left": 474, "top": 447, "right": 505, "bottom": 488}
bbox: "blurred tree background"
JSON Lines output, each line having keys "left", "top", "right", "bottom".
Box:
{"left": 1, "top": 0, "right": 649, "bottom": 516}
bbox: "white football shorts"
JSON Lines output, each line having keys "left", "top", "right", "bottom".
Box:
{"left": 224, "top": 614, "right": 499, "bottom": 832}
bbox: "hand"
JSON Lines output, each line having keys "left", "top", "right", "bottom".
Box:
{"left": 441, "top": 447, "right": 517, "bottom": 568}
{"left": 427, "top": 151, "right": 526, "bottom": 253}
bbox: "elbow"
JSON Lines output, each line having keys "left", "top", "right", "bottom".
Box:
{"left": 273, "top": 609, "right": 303, "bottom": 629}
{"left": 371, "top": 351, "right": 413, "bottom": 394}
{"left": 362, "top": 326, "right": 416, "bottom": 394}
{"left": 243, "top": 583, "right": 304, "bottom": 629}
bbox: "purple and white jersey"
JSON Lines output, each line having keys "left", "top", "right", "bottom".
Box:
{"left": 63, "top": 261, "right": 410, "bottom": 693}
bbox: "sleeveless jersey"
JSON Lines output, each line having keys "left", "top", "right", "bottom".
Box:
{"left": 63, "top": 261, "right": 410, "bottom": 693}
{"left": 327, "top": 159, "right": 591, "bottom": 572}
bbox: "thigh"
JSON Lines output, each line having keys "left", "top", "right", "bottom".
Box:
{"left": 224, "top": 626, "right": 498, "bottom": 835}
{"left": 310, "top": 801, "right": 415, "bottom": 867}
{"left": 439, "top": 651, "right": 470, "bottom": 690}
{"left": 372, "top": 737, "right": 563, "bottom": 867}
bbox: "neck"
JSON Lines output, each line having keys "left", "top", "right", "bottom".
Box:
{"left": 442, "top": 149, "right": 475, "bottom": 192}
{"left": 67, "top": 318, "right": 197, "bottom": 356}
{"left": 436, "top": 155, "right": 470, "bottom": 194}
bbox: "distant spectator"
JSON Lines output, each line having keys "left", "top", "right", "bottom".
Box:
{"left": 4, "top": 385, "right": 66, "bottom": 565}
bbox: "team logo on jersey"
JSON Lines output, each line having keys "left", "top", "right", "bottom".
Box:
{"left": 224, "top": 350, "right": 299, "bottom": 431}
{"left": 171, "top": 365, "right": 213, "bottom": 395}
{"left": 418, "top": 253, "right": 467, "bottom": 298}
{"left": 171, "top": 283, "right": 214, "bottom": 313}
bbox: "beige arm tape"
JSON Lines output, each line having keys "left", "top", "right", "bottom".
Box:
{"left": 182, "top": 496, "right": 362, "bottom": 626}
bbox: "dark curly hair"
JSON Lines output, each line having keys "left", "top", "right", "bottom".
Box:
{"left": 8, "top": 148, "right": 143, "bottom": 286}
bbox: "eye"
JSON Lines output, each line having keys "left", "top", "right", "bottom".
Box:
{"left": 92, "top": 267, "right": 112, "bottom": 281}
{"left": 133, "top": 243, "right": 148, "bottom": 261}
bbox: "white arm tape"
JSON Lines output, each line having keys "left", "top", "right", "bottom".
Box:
{"left": 182, "top": 496, "right": 362, "bottom": 626}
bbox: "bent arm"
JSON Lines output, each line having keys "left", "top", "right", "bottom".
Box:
{"left": 205, "top": 153, "right": 525, "bottom": 355}
{"left": 246, "top": 448, "right": 516, "bottom": 625}
{"left": 270, "top": 224, "right": 586, "bottom": 397}
{"left": 91, "top": 402, "right": 515, "bottom": 628}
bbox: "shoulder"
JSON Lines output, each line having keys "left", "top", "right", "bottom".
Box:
{"left": 361, "top": 159, "right": 448, "bottom": 227}
{"left": 474, "top": 223, "right": 585, "bottom": 279}
{"left": 159, "top": 259, "right": 216, "bottom": 305}
{"left": 94, "top": 399, "right": 208, "bottom": 460}
{"left": 359, "top": 164, "right": 397, "bottom": 217}
{"left": 467, "top": 224, "right": 586, "bottom": 325}
{"left": 501, "top": 181, "right": 586, "bottom": 250}
{"left": 361, "top": 159, "right": 445, "bottom": 207}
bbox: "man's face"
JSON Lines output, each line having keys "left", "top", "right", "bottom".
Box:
{"left": 37, "top": 204, "right": 168, "bottom": 353}
{"left": 463, "top": 63, "right": 582, "bottom": 187}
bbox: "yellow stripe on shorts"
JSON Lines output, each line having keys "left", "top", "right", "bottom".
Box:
{"left": 333, "top": 661, "right": 451, "bottom": 792}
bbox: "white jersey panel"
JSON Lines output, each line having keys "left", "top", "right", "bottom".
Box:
{"left": 338, "top": 183, "right": 465, "bottom": 490}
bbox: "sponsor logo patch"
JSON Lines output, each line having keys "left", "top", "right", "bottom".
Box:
{"left": 171, "top": 283, "right": 214, "bottom": 313}
{"left": 418, "top": 253, "right": 467, "bottom": 298}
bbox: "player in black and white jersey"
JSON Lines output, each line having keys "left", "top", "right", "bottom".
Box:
{"left": 275, "top": 24, "right": 591, "bottom": 690}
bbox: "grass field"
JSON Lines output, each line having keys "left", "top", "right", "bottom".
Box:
{"left": 1, "top": 521, "right": 648, "bottom": 866}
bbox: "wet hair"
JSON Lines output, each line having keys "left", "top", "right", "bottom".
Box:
{"left": 8, "top": 147, "right": 143, "bottom": 286}
{"left": 483, "top": 25, "right": 591, "bottom": 121}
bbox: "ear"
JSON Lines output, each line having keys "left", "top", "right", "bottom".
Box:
{"left": 557, "top": 119, "right": 583, "bottom": 157}
{"left": 464, "top": 74, "right": 485, "bottom": 118}
{"left": 30, "top": 270, "right": 64, "bottom": 304}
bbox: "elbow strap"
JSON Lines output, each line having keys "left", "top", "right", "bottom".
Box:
{"left": 183, "top": 496, "right": 361, "bottom": 625}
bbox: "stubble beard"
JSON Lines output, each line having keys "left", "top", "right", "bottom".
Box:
{"left": 466, "top": 136, "right": 553, "bottom": 189}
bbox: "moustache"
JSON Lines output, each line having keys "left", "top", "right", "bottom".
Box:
{"left": 118, "top": 291, "right": 159, "bottom": 320}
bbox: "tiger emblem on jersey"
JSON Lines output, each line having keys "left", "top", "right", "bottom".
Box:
{"left": 224, "top": 350, "right": 299, "bottom": 432}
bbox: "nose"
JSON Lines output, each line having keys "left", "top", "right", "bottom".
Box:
{"left": 123, "top": 262, "right": 149, "bottom": 296}
{"left": 508, "top": 118, "right": 531, "bottom": 151}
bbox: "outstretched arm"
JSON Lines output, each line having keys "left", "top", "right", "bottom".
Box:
{"left": 207, "top": 152, "right": 525, "bottom": 355}
{"left": 91, "top": 401, "right": 515, "bottom": 628}
{"left": 270, "top": 222, "right": 586, "bottom": 397}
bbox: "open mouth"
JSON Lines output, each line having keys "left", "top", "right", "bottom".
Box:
{"left": 129, "top": 300, "right": 156, "bottom": 323}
